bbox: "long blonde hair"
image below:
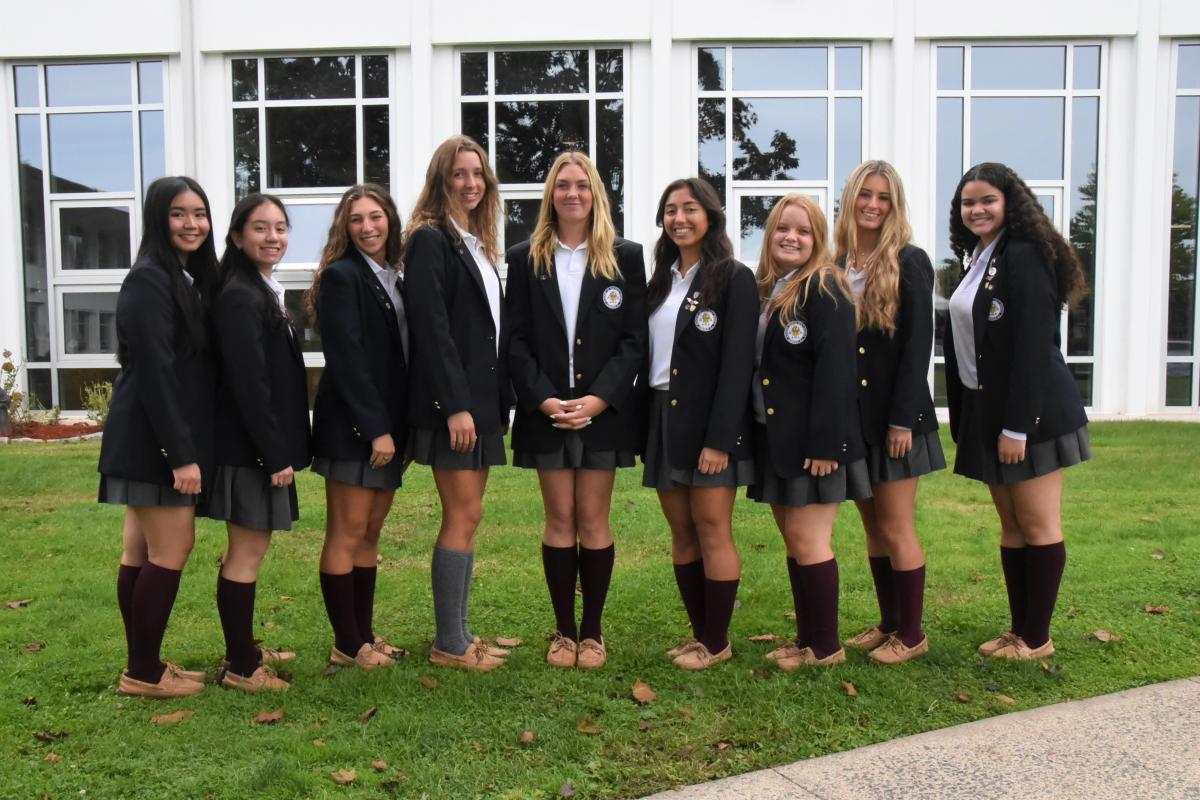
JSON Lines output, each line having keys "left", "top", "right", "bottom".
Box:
{"left": 833, "top": 160, "right": 912, "bottom": 335}
{"left": 405, "top": 135, "right": 501, "bottom": 263}
{"left": 756, "top": 194, "right": 848, "bottom": 324}
{"left": 529, "top": 152, "right": 620, "bottom": 280}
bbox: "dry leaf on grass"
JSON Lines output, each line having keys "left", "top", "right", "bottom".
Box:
{"left": 252, "top": 708, "right": 284, "bottom": 725}
{"left": 1145, "top": 604, "right": 1171, "bottom": 614}
{"left": 748, "top": 634, "right": 777, "bottom": 642}
{"left": 637, "top": 719, "right": 655, "bottom": 731}
{"left": 331, "top": 769, "right": 357, "bottom": 785}
{"left": 312, "top": 739, "right": 325, "bottom": 747}
{"left": 954, "top": 693, "right": 972, "bottom": 703}
{"left": 1150, "top": 549, "right": 1165, "bottom": 559}
{"left": 470, "top": 740, "right": 484, "bottom": 752}
{"left": 22, "top": 696, "right": 36, "bottom": 706}
{"left": 783, "top": 611, "right": 796, "bottom": 620}
{"left": 32, "top": 731, "right": 66, "bottom": 743}
{"left": 713, "top": 740, "right": 733, "bottom": 751}
{"left": 994, "top": 694, "right": 1016, "bottom": 705}
{"left": 6, "top": 599, "right": 32, "bottom": 609}
{"left": 278, "top": 595, "right": 292, "bottom": 601}
{"left": 631, "top": 679, "right": 656, "bottom": 705}
{"left": 559, "top": 785, "right": 577, "bottom": 797}
{"left": 372, "top": 760, "right": 387, "bottom": 771}
{"left": 359, "top": 707, "right": 378, "bottom": 723}
{"left": 25, "top": 642, "right": 44, "bottom": 653}
{"left": 519, "top": 730, "right": 535, "bottom": 744}
{"left": 843, "top": 681, "right": 858, "bottom": 697}
{"left": 970, "top": 573, "right": 984, "bottom": 583}
{"left": 575, "top": 717, "right": 603, "bottom": 735}
{"left": 1090, "top": 629, "right": 1122, "bottom": 643}
{"left": 495, "top": 636, "right": 523, "bottom": 647}
{"left": 150, "top": 709, "right": 193, "bottom": 725}
{"left": 43, "top": 752, "right": 61, "bottom": 763}
{"left": 419, "top": 676, "right": 438, "bottom": 689}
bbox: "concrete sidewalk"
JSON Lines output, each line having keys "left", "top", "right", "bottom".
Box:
{"left": 643, "top": 677, "right": 1200, "bottom": 800}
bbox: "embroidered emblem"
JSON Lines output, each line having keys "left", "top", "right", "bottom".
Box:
{"left": 694, "top": 308, "right": 718, "bottom": 332}
{"left": 784, "top": 320, "right": 808, "bottom": 344}
{"left": 988, "top": 298, "right": 1005, "bottom": 322}
{"left": 602, "top": 286, "right": 623, "bottom": 309}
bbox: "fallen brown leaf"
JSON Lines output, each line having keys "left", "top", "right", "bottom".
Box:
{"left": 32, "top": 731, "right": 66, "bottom": 743}
{"left": 575, "top": 717, "right": 603, "bottom": 735}
{"left": 994, "top": 694, "right": 1016, "bottom": 705}
{"left": 1145, "top": 604, "right": 1171, "bottom": 614}
{"left": 843, "top": 681, "right": 858, "bottom": 697}
{"left": 312, "top": 739, "right": 325, "bottom": 747}
{"left": 954, "top": 693, "right": 972, "bottom": 703}
{"left": 470, "top": 740, "right": 484, "bottom": 752}
{"left": 637, "top": 719, "right": 655, "bottom": 731}
{"left": 631, "top": 679, "right": 656, "bottom": 705}
{"left": 150, "top": 709, "right": 194, "bottom": 725}
{"left": 359, "top": 706, "right": 378, "bottom": 723}
{"left": 278, "top": 595, "right": 292, "bottom": 601}
{"left": 372, "top": 760, "right": 387, "bottom": 771}
{"left": 970, "top": 573, "right": 984, "bottom": 583}
{"left": 44, "top": 752, "right": 61, "bottom": 763}
{"left": 1091, "top": 629, "right": 1122, "bottom": 643}
{"left": 419, "top": 676, "right": 438, "bottom": 689}
{"left": 1151, "top": 549, "right": 1165, "bottom": 559}
{"left": 22, "top": 696, "right": 36, "bottom": 706}
{"left": 24, "top": 642, "right": 44, "bottom": 653}
{"left": 331, "top": 768, "right": 357, "bottom": 785}
{"left": 783, "top": 611, "right": 796, "bottom": 620}
{"left": 252, "top": 708, "right": 284, "bottom": 725}
{"left": 748, "top": 634, "right": 777, "bottom": 642}
{"left": 6, "top": 599, "right": 32, "bottom": 609}
{"left": 559, "top": 785, "right": 577, "bottom": 797}
{"left": 519, "top": 730, "right": 535, "bottom": 744}
{"left": 713, "top": 740, "right": 733, "bottom": 751}
{"left": 495, "top": 636, "right": 523, "bottom": 647}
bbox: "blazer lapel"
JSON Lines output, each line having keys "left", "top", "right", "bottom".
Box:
{"left": 352, "top": 250, "right": 403, "bottom": 344}
{"left": 673, "top": 268, "right": 704, "bottom": 346}
{"left": 971, "top": 252, "right": 1000, "bottom": 354}
{"left": 575, "top": 269, "right": 604, "bottom": 331}
{"left": 538, "top": 259, "right": 568, "bottom": 335}
{"left": 450, "top": 231, "right": 489, "bottom": 304}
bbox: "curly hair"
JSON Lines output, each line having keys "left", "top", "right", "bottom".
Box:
{"left": 949, "top": 162, "right": 1087, "bottom": 308}
{"left": 647, "top": 178, "right": 735, "bottom": 312}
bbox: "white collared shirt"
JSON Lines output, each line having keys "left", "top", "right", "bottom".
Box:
{"left": 260, "top": 271, "right": 287, "bottom": 314}
{"left": 359, "top": 248, "right": 409, "bottom": 360}
{"left": 648, "top": 260, "right": 699, "bottom": 390}
{"left": 846, "top": 264, "right": 867, "bottom": 300}
{"left": 451, "top": 217, "right": 501, "bottom": 357}
{"left": 555, "top": 240, "right": 588, "bottom": 388}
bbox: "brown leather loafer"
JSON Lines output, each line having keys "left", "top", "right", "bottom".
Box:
{"left": 164, "top": 662, "right": 206, "bottom": 682}
{"left": 765, "top": 641, "right": 804, "bottom": 662}
{"left": 118, "top": 665, "right": 205, "bottom": 698}
{"left": 430, "top": 641, "right": 505, "bottom": 672}
{"left": 777, "top": 646, "right": 846, "bottom": 671}
{"left": 372, "top": 637, "right": 408, "bottom": 659}
{"left": 665, "top": 637, "right": 699, "bottom": 658}
{"left": 259, "top": 647, "right": 296, "bottom": 664}
{"left": 221, "top": 665, "right": 289, "bottom": 693}
{"left": 329, "top": 643, "right": 393, "bottom": 670}
{"left": 474, "top": 637, "right": 510, "bottom": 658}
{"left": 978, "top": 631, "right": 1019, "bottom": 656}
{"left": 673, "top": 642, "right": 732, "bottom": 671}
{"left": 843, "top": 625, "right": 892, "bottom": 651}
{"left": 989, "top": 636, "right": 1055, "bottom": 660}
{"left": 576, "top": 638, "right": 607, "bottom": 670}
{"left": 869, "top": 634, "right": 929, "bottom": 665}
{"left": 545, "top": 634, "right": 578, "bottom": 668}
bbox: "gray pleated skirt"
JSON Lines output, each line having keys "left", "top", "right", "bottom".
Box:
{"left": 953, "top": 390, "right": 1091, "bottom": 485}
{"left": 409, "top": 428, "right": 507, "bottom": 470}
{"left": 312, "top": 456, "right": 404, "bottom": 491}
{"left": 513, "top": 431, "right": 636, "bottom": 470}
{"left": 641, "top": 390, "right": 755, "bottom": 490}
{"left": 205, "top": 464, "right": 299, "bottom": 531}
{"left": 864, "top": 429, "right": 947, "bottom": 484}
{"left": 747, "top": 425, "right": 872, "bottom": 507}
{"left": 98, "top": 474, "right": 198, "bottom": 508}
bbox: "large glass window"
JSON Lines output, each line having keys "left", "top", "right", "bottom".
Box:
{"left": 933, "top": 43, "right": 1103, "bottom": 406}
{"left": 696, "top": 44, "right": 866, "bottom": 263}
{"left": 11, "top": 60, "right": 166, "bottom": 410}
{"left": 1166, "top": 43, "right": 1200, "bottom": 408}
{"left": 458, "top": 47, "right": 628, "bottom": 262}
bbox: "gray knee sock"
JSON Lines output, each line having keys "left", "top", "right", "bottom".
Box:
{"left": 459, "top": 550, "right": 475, "bottom": 644}
{"left": 432, "top": 546, "right": 473, "bottom": 656}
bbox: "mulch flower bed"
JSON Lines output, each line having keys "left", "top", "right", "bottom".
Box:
{"left": 6, "top": 420, "right": 102, "bottom": 440}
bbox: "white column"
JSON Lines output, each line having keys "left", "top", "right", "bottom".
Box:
{"left": 0, "top": 68, "right": 20, "bottom": 375}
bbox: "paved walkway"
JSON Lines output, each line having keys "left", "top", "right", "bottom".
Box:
{"left": 643, "top": 677, "right": 1200, "bottom": 800}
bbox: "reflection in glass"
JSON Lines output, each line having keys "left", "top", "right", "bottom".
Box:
{"left": 63, "top": 293, "right": 118, "bottom": 354}
{"left": 937, "top": 47, "right": 964, "bottom": 91}
{"left": 138, "top": 61, "right": 163, "bottom": 104}
{"left": 1179, "top": 45, "right": 1200, "bottom": 90}
{"left": 970, "top": 97, "right": 1063, "bottom": 180}
{"left": 1068, "top": 363, "right": 1092, "bottom": 406}
{"left": 284, "top": 290, "right": 323, "bottom": 353}
{"left": 461, "top": 103, "right": 489, "bottom": 152}
{"left": 1069, "top": 96, "right": 1099, "bottom": 357}
{"left": 47, "top": 63, "right": 130, "bottom": 106}
{"left": 934, "top": 97, "right": 964, "bottom": 357}
{"left": 495, "top": 101, "right": 588, "bottom": 184}
{"left": 60, "top": 207, "right": 131, "bottom": 270}
{"left": 363, "top": 55, "right": 389, "bottom": 98}
{"left": 835, "top": 47, "right": 862, "bottom": 91}
{"left": 17, "top": 115, "right": 50, "bottom": 362}
{"left": 971, "top": 46, "right": 1065, "bottom": 91}
{"left": 733, "top": 97, "right": 825, "bottom": 181}
{"left": 59, "top": 368, "right": 119, "bottom": 411}
{"left": 265, "top": 56, "right": 354, "bottom": 100}
{"left": 140, "top": 110, "right": 165, "bottom": 195}
{"left": 698, "top": 98, "right": 726, "bottom": 204}
{"left": 49, "top": 113, "right": 135, "bottom": 193}
{"left": 1168, "top": 96, "right": 1199, "bottom": 358}
{"left": 1036, "top": 194, "right": 1056, "bottom": 224}
{"left": 1073, "top": 46, "right": 1101, "bottom": 91}
{"left": 596, "top": 50, "right": 623, "bottom": 92}
{"left": 597, "top": 100, "right": 624, "bottom": 235}
{"left": 281, "top": 203, "right": 336, "bottom": 264}
{"left": 364, "top": 106, "right": 390, "bottom": 187}
{"left": 15, "top": 65, "right": 39, "bottom": 107}
{"left": 504, "top": 199, "right": 542, "bottom": 252}
{"left": 461, "top": 52, "right": 488, "bottom": 95}
{"left": 232, "top": 58, "right": 258, "bottom": 101}
{"left": 834, "top": 98, "right": 862, "bottom": 205}
{"left": 26, "top": 369, "right": 52, "bottom": 410}
{"left": 733, "top": 47, "right": 826, "bottom": 91}
{"left": 933, "top": 363, "right": 948, "bottom": 407}
{"left": 739, "top": 195, "right": 778, "bottom": 263}
{"left": 698, "top": 47, "right": 725, "bottom": 91}
{"left": 266, "top": 106, "right": 355, "bottom": 188}
{"left": 1166, "top": 363, "right": 1193, "bottom": 406}
{"left": 495, "top": 50, "right": 587, "bottom": 95}
{"left": 233, "top": 108, "right": 260, "bottom": 199}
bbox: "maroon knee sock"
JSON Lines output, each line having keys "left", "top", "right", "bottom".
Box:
{"left": 798, "top": 559, "right": 840, "bottom": 659}
{"left": 320, "top": 571, "right": 365, "bottom": 656}
{"left": 352, "top": 566, "right": 378, "bottom": 644}
{"left": 672, "top": 559, "right": 706, "bottom": 640}
{"left": 869, "top": 555, "right": 898, "bottom": 632}
{"left": 116, "top": 563, "right": 142, "bottom": 668}
{"left": 700, "top": 577, "right": 739, "bottom": 655}
{"left": 893, "top": 565, "right": 926, "bottom": 647}
{"left": 785, "top": 557, "right": 807, "bottom": 646}
{"left": 1022, "top": 542, "right": 1066, "bottom": 648}
{"left": 578, "top": 544, "right": 614, "bottom": 642}
{"left": 541, "top": 544, "right": 579, "bottom": 641}
{"left": 216, "top": 574, "right": 259, "bottom": 677}
{"left": 127, "top": 561, "right": 183, "bottom": 683}
{"left": 999, "top": 546, "right": 1028, "bottom": 636}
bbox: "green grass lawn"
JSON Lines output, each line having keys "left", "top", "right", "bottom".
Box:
{"left": 1, "top": 421, "right": 1197, "bottom": 799}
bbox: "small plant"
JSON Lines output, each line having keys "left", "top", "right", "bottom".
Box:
{"left": 82, "top": 381, "right": 112, "bottom": 428}
{"left": 1, "top": 349, "right": 30, "bottom": 426}
{"left": 46, "top": 405, "right": 62, "bottom": 426}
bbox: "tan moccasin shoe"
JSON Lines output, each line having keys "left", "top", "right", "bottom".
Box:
{"left": 978, "top": 631, "right": 1019, "bottom": 656}
{"left": 665, "top": 637, "right": 699, "bottom": 658}
{"left": 474, "top": 637, "right": 510, "bottom": 658}
{"left": 164, "top": 662, "right": 206, "bottom": 683}
{"left": 545, "top": 634, "right": 578, "bottom": 668}
{"left": 576, "top": 638, "right": 607, "bottom": 670}
{"left": 430, "top": 641, "right": 506, "bottom": 672}
{"left": 776, "top": 646, "right": 846, "bottom": 671}
{"left": 673, "top": 642, "right": 732, "bottom": 671}
{"left": 118, "top": 665, "right": 205, "bottom": 699}
{"left": 372, "top": 637, "right": 408, "bottom": 659}
{"left": 221, "top": 665, "right": 289, "bottom": 693}
{"left": 843, "top": 625, "right": 892, "bottom": 651}
{"left": 989, "top": 636, "right": 1055, "bottom": 660}
{"left": 868, "top": 634, "right": 929, "bottom": 665}
{"left": 330, "top": 642, "right": 393, "bottom": 670}
{"left": 260, "top": 647, "right": 297, "bottom": 664}
{"left": 765, "top": 641, "right": 804, "bottom": 662}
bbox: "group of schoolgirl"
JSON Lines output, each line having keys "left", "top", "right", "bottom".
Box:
{"left": 97, "top": 134, "right": 1091, "bottom": 699}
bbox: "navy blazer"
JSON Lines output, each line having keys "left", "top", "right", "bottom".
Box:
{"left": 759, "top": 276, "right": 864, "bottom": 474}
{"left": 506, "top": 237, "right": 648, "bottom": 454}
{"left": 854, "top": 244, "right": 939, "bottom": 445}
{"left": 648, "top": 261, "right": 758, "bottom": 468}
{"left": 311, "top": 250, "right": 409, "bottom": 461}
{"left": 211, "top": 277, "right": 312, "bottom": 474}
{"left": 98, "top": 259, "right": 214, "bottom": 485}
{"left": 944, "top": 236, "right": 1087, "bottom": 444}
{"left": 403, "top": 224, "right": 514, "bottom": 436}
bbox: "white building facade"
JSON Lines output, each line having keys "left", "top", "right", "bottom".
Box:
{"left": 1, "top": 0, "right": 1197, "bottom": 416}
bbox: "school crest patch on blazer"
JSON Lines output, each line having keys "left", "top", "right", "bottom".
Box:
{"left": 988, "top": 298, "right": 1005, "bottom": 322}
{"left": 784, "top": 320, "right": 808, "bottom": 344}
{"left": 602, "top": 286, "right": 623, "bottom": 309}
{"left": 694, "top": 308, "right": 718, "bottom": 331}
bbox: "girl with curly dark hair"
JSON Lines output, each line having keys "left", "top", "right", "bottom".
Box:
{"left": 945, "top": 162, "right": 1090, "bottom": 661}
